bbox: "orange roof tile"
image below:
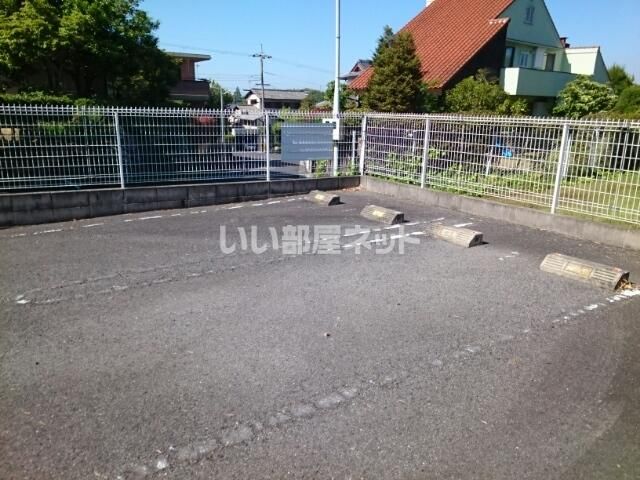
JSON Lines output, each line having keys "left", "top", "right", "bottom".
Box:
{"left": 350, "top": 0, "right": 513, "bottom": 90}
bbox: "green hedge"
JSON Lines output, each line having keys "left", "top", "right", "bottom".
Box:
{"left": 0, "top": 91, "right": 99, "bottom": 106}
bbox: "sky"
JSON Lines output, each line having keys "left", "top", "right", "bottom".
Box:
{"left": 144, "top": 0, "right": 640, "bottom": 93}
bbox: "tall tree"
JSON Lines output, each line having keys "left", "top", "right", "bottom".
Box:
{"left": 233, "top": 86, "right": 243, "bottom": 104}
{"left": 0, "top": 0, "right": 179, "bottom": 105}
{"left": 608, "top": 64, "right": 635, "bottom": 96}
{"left": 209, "top": 80, "right": 233, "bottom": 108}
{"left": 364, "top": 31, "right": 423, "bottom": 112}
{"left": 372, "top": 25, "right": 394, "bottom": 62}
{"left": 299, "top": 89, "right": 325, "bottom": 110}
{"left": 324, "top": 81, "right": 352, "bottom": 110}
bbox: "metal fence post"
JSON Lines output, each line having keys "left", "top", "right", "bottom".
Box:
{"left": 350, "top": 130, "right": 357, "bottom": 171}
{"left": 265, "top": 112, "right": 271, "bottom": 182}
{"left": 113, "top": 111, "right": 125, "bottom": 189}
{"left": 551, "top": 122, "right": 570, "bottom": 214}
{"left": 359, "top": 115, "right": 368, "bottom": 176}
{"left": 420, "top": 117, "right": 431, "bottom": 189}
{"left": 332, "top": 119, "right": 340, "bottom": 177}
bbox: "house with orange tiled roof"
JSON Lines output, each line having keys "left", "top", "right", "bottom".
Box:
{"left": 350, "top": 0, "right": 609, "bottom": 114}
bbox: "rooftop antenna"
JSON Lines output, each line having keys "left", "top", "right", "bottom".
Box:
{"left": 252, "top": 45, "right": 272, "bottom": 112}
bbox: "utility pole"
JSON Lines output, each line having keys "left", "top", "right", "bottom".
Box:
{"left": 332, "top": 0, "right": 341, "bottom": 176}
{"left": 333, "top": 0, "right": 341, "bottom": 119}
{"left": 252, "top": 45, "right": 272, "bottom": 113}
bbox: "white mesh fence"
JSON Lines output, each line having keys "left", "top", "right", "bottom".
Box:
{"left": 363, "top": 114, "right": 640, "bottom": 225}
{"left": 2, "top": 105, "right": 639, "bottom": 225}
{"left": 0, "top": 105, "right": 363, "bottom": 191}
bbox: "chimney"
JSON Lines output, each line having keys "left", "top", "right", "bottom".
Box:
{"left": 560, "top": 37, "right": 570, "bottom": 48}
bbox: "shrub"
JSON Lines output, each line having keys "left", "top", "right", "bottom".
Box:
{"left": 0, "top": 91, "right": 99, "bottom": 106}
{"left": 553, "top": 76, "right": 617, "bottom": 119}
{"left": 445, "top": 72, "right": 529, "bottom": 115}
{"left": 614, "top": 85, "right": 640, "bottom": 115}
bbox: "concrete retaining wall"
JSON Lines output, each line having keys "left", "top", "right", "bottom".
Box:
{"left": 0, "top": 176, "right": 360, "bottom": 227}
{"left": 361, "top": 176, "right": 640, "bottom": 251}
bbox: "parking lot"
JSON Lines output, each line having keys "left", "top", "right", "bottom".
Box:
{"left": 1, "top": 189, "right": 639, "bottom": 479}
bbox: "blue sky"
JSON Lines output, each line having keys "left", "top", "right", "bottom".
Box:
{"left": 144, "top": 0, "right": 640, "bottom": 93}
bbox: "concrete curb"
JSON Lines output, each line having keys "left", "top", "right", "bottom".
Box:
{"left": 0, "top": 176, "right": 360, "bottom": 228}
{"left": 361, "top": 176, "right": 640, "bottom": 251}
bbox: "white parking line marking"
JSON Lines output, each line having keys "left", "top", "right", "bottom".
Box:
{"left": 343, "top": 230, "right": 370, "bottom": 237}
{"left": 82, "top": 223, "right": 104, "bottom": 228}
{"left": 171, "top": 213, "right": 182, "bottom": 217}
{"left": 404, "top": 222, "right": 419, "bottom": 226}
{"left": 140, "top": 215, "right": 163, "bottom": 220}
{"left": 34, "top": 229, "right": 62, "bottom": 235}
{"left": 383, "top": 225, "right": 402, "bottom": 230}
{"left": 11, "top": 233, "right": 27, "bottom": 238}
{"left": 267, "top": 201, "right": 281, "bottom": 205}
{"left": 228, "top": 206, "right": 243, "bottom": 210}
{"left": 454, "top": 222, "right": 473, "bottom": 228}
{"left": 252, "top": 203, "right": 264, "bottom": 207}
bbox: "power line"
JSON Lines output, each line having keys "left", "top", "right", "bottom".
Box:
{"left": 161, "top": 42, "right": 253, "bottom": 58}
{"left": 270, "top": 57, "right": 332, "bottom": 74}
{"left": 161, "top": 42, "right": 332, "bottom": 74}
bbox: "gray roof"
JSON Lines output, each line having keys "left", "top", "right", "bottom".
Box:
{"left": 165, "top": 51, "right": 211, "bottom": 62}
{"left": 244, "top": 89, "right": 309, "bottom": 101}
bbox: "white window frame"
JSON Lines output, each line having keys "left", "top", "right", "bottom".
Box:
{"left": 518, "top": 52, "right": 530, "bottom": 68}
{"left": 525, "top": 6, "right": 535, "bottom": 25}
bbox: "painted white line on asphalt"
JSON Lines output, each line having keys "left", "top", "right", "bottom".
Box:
{"left": 343, "top": 244, "right": 354, "bottom": 249}
{"left": 267, "top": 201, "right": 281, "bottom": 205}
{"left": 431, "top": 217, "right": 446, "bottom": 222}
{"left": 383, "top": 225, "right": 402, "bottom": 230}
{"left": 286, "top": 198, "right": 297, "bottom": 202}
{"left": 410, "top": 231, "right": 426, "bottom": 236}
{"left": 454, "top": 222, "right": 473, "bottom": 228}
{"left": 171, "top": 213, "right": 182, "bottom": 217}
{"left": 140, "top": 215, "right": 163, "bottom": 220}
{"left": 343, "top": 230, "right": 370, "bottom": 237}
{"left": 253, "top": 203, "right": 264, "bottom": 207}
{"left": 228, "top": 206, "right": 243, "bottom": 210}
{"left": 82, "top": 223, "right": 104, "bottom": 228}
{"left": 124, "top": 219, "right": 134, "bottom": 222}
{"left": 404, "top": 222, "right": 419, "bottom": 226}
{"left": 34, "top": 229, "right": 63, "bottom": 235}
{"left": 11, "top": 233, "right": 27, "bottom": 238}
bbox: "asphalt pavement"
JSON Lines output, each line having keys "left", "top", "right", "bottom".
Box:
{"left": 0, "top": 189, "right": 639, "bottom": 479}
